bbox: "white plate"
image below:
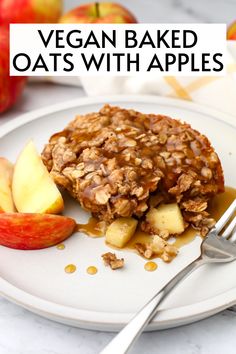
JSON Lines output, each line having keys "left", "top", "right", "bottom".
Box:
{"left": 0, "top": 95, "right": 236, "bottom": 332}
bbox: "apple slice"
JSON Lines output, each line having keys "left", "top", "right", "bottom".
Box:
{"left": 0, "top": 213, "right": 76, "bottom": 250}
{"left": 106, "top": 217, "right": 138, "bottom": 248}
{"left": 0, "top": 157, "right": 15, "bottom": 212}
{"left": 12, "top": 140, "right": 64, "bottom": 214}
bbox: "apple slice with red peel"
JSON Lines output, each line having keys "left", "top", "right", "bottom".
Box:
{"left": 0, "top": 157, "right": 16, "bottom": 212}
{"left": 12, "top": 140, "right": 64, "bottom": 214}
{"left": 0, "top": 213, "right": 76, "bottom": 250}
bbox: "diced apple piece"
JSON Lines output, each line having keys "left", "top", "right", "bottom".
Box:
{"left": 106, "top": 217, "right": 138, "bottom": 248}
{"left": 0, "top": 157, "right": 15, "bottom": 212}
{"left": 12, "top": 140, "right": 64, "bottom": 214}
{"left": 0, "top": 213, "right": 76, "bottom": 250}
{"left": 146, "top": 203, "right": 185, "bottom": 235}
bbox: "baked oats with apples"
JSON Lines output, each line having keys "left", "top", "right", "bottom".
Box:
{"left": 42, "top": 105, "right": 224, "bottom": 262}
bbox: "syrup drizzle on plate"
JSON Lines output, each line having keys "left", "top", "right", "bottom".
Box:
{"left": 76, "top": 217, "right": 104, "bottom": 237}
{"left": 75, "top": 186, "right": 236, "bottom": 254}
{"left": 144, "top": 261, "right": 158, "bottom": 272}
{"left": 86, "top": 266, "right": 98, "bottom": 275}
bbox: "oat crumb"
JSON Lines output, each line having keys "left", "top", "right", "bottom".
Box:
{"left": 102, "top": 252, "right": 124, "bottom": 270}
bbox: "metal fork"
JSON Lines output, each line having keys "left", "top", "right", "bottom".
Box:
{"left": 100, "top": 199, "right": 236, "bottom": 354}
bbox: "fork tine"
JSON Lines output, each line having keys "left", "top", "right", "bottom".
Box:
{"left": 214, "top": 199, "right": 236, "bottom": 233}
{"left": 221, "top": 216, "right": 236, "bottom": 238}
{"left": 230, "top": 230, "right": 236, "bottom": 242}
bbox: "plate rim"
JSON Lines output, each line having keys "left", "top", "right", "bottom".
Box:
{"left": 1, "top": 95, "right": 236, "bottom": 139}
{"left": 1, "top": 94, "right": 236, "bottom": 331}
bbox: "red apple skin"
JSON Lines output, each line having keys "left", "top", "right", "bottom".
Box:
{"left": 59, "top": 2, "right": 137, "bottom": 24}
{"left": 0, "top": 213, "right": 76, "bottom": 250}
{"left": 0, "top": 0, "right": 62, "bottom": 25}
{"left": 227, "top": 21, "right": 236, "bottom": 40}
{"left": 0, "top": 26, "right": 27, "bottom": 114}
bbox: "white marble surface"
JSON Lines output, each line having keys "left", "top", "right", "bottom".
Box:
{"left": 1, "top": 0, "right": 236, "bottom": 353}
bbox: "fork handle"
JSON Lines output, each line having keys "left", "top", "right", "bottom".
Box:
{"left": 100, "top": 257, "right": 204, "bottom": 354}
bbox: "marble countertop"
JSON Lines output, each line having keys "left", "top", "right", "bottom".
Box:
{"left": 1, "top": 0, "right": 236, "bottom": 353}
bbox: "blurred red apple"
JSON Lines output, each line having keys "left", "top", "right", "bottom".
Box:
{"left": 0, "top": 0, "right": 62, "bottom": 25}
{"left": 0, "top": 213, "right": 76, "bottom": 250}
{"left": 0, "top": 26, "right": 27, "bottom": 114}
{"left": 59, "top": 2, "right": 137, "bottom": 24}
{"left": 227, "top": 21, "right": 236, "bottom": 40}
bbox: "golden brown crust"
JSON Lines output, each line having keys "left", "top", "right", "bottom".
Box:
{"left": 42, "top": 104, "right": 224, "bottom": 235}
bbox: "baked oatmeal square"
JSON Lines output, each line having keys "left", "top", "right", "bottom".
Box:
{"left": 42, "top": 105, "right": 224, "bottom": 237}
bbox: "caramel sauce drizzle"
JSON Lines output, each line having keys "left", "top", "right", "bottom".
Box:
{"left": 57, "top": 243, "right": 65, "bottom": 250}
{"left": 76, "top": 217, "right": 104, "bottom": 237}
{"left": 64, "top": 264, "right": 76, "bottom": 274}
{"left": 86, "top": 266, "right": 98, "bottom": 275}
{"left": 144, "top": 261, "right": 158, "bottom": 272}
{"left": 76, "top": 186, "right": 236, "bottom": 253}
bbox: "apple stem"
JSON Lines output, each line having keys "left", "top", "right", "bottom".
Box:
{"left": 95, "top": 2, "right": 100, "bottom": 18}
